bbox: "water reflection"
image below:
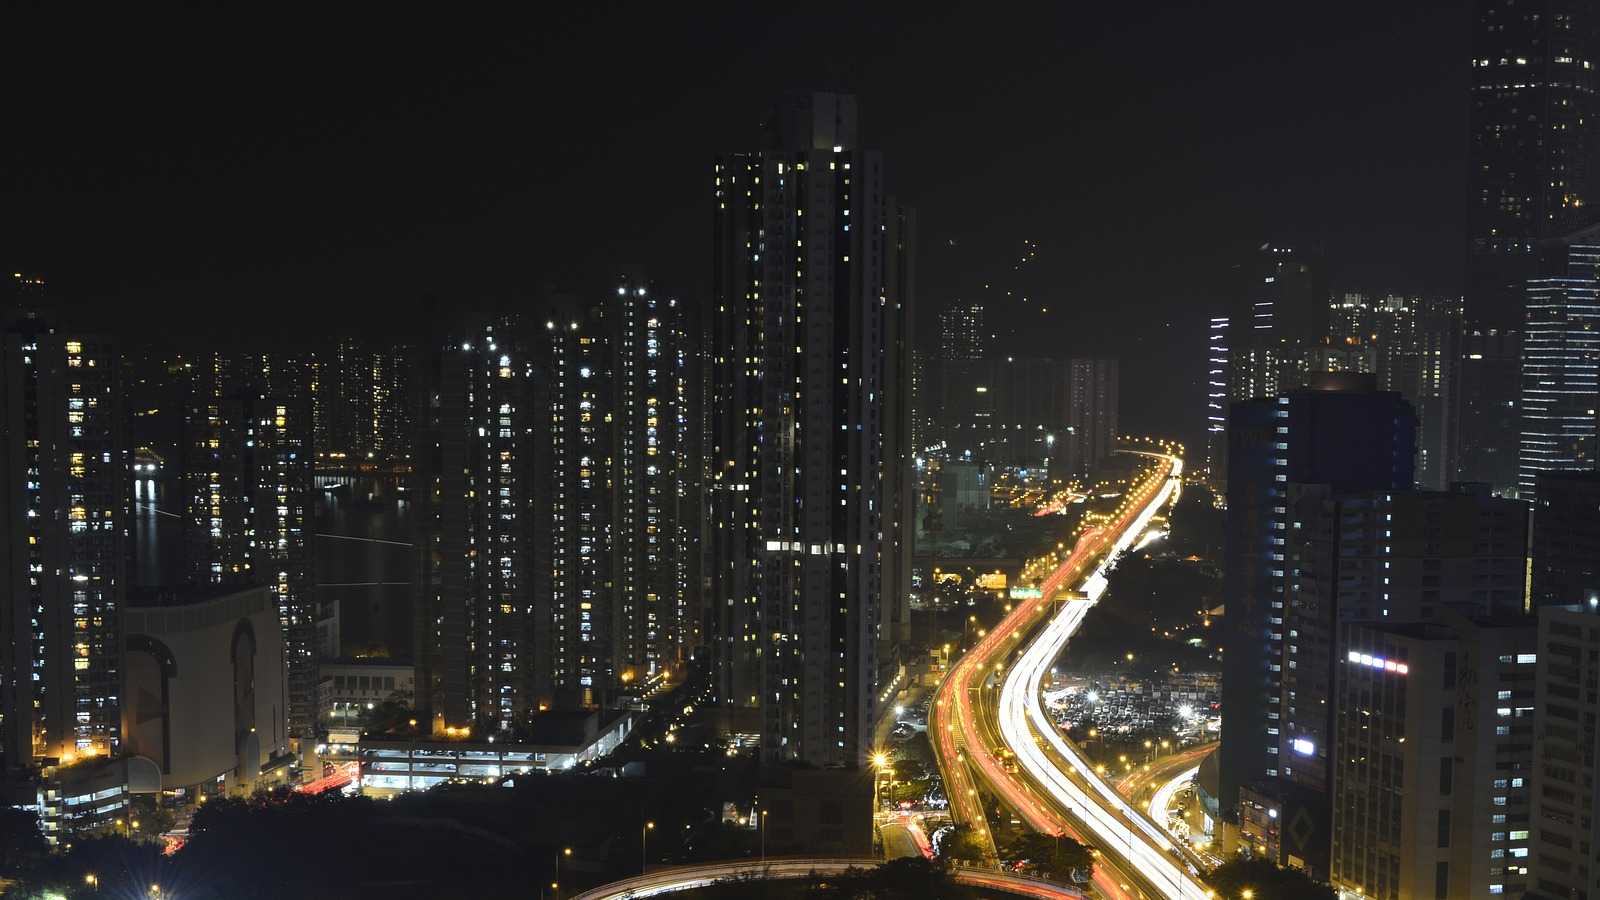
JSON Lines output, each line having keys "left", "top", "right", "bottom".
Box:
{"left": 130, "top": 475, "right": 414, "bottom": 661}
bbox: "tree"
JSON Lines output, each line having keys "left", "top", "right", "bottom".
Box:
{"left": 0, "top": 807, "right": 47, "bottom": 876}
{"left": 1208, "top": 857, "right": 1335, "bottom": 900}
{"left": 858, "top": 857, "right": 972, "bottom": 899}
{"left": 1002, "top": 831, "right": 1094, "bottom": 882}
{"left": 11, "top": 834, "right": 167, "bottom": 898}
{"left": 936, "top": 824, "right": 987, "bottom": 865}
{"left": 892, "top": 732, "right": 935, "bottom": 778}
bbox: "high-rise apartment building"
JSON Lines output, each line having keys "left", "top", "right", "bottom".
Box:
{"left": 1219, "top": 374, "right": 1416, "bottom": 873}
{"left": 937, "top": 301, "right": 985, "bottom": 361}
{"left": 882, "top": 208, "right": 918, "bottom": 659}
{"left": 310, "top": 339, "right": 414, "bottom": 464}
{"left": 1378, "top": 297, "right": 1461, "bottom": 492}
{"left": 1065, "top": 358, "right": 1119, "bottom": 481}
{"left": 1519, "top": 227, "right": 1600, "bottom": 500}
{"left": 177, "top": 351, "right": 316, "bottom": 739}
{"left": 0, "top": 299, "right": 126, "bottom": 775}
{"left": 909, "top": 349, "right": 929, "bottom": 453}
{"left": 416, "top": 283, "right": 700, "bottom": 729}
{"left": 708, "top": 92, "right": 913, "bottom": 766}
{"left": 538, "top": 277, "right": 696, "bottom": 708}
{"left": 414, "top": 321, "right": 537, "bottom": 732}
{"left": 1333, "top": 614, "right": 1538, "bottom": 900}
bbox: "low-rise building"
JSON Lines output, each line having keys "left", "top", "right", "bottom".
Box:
{"left": 319, "top": 659, "right": 416, "bottom": 724}
{"left": 122, "top": 586, "right": 294, "bottom": 801}
{"left": 1332, "top": 614, "right": 1537, "bottom": 900}
{"left": 357, "top": 710, "right": 632, "bottom": 796}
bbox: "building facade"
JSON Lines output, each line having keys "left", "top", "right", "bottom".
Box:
{"left": 1218, "top": 374, "right": 1416, "bottom": 871}
{"left": 530, "top": 278, "right": 700, "bottom": 710}
{"left": 1065, "top": 357, "right": 1119, "bottom": 481}
{"left": 310, "top": 339, "right": 414, "bottom": 465}
{"left": 1530, "top": 470, "right": 1600, "bottom": 609}
{"left": 122, "top": 586, "right": 292, "bottom": 799}
{"left": 177, "top": 351, "right": 316, "bottom": 740}
{"left": 708, "top": 92, "right": 912, "bottom": 766}
{"left": 413, "top": 321, "right": 538, "bottom": 733}
{"left": 937, "top": 302, "right": 985, "bottom": 362}
{"left": 1519, "top": 228, "right": 1600, "bottom": 500}
{"left": 1333, "top": 615, "right": 1538, "bottom": 900}
{"left": 1462, "top": 0, "right": 1599, "bottom": 491}
{"left": 0, "top": 305, "right": 126, "bottom": 775}
{"left": 1528, "top": 605, "right": 1600, "bottom": 899}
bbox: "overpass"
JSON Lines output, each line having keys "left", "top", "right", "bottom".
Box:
{"left": 568, "top": 858, "right": 1086, "bottom": 900}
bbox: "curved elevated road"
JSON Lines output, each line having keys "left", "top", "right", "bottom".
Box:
{"left": 932, "top": 452, "right": 1217, "bottom": 900}
{"left": 569, "top": 858, "right": 1086, "bottom": 899}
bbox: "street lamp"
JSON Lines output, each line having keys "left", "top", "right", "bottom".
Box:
{"left": 759, "top": 809, "right": 768, "bottom": 864}
{"left": 84, "top": 873, "right": 98, "bottom": 894}
{"left": 554, "top": 847, "right": 572, "bottom": 900}
{"left": 641, "top": 820, "right": 654, "bottom": 873}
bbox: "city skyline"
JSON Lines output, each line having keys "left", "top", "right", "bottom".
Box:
{"left": 7, "top": 5, "right": 1600, "bottom": 900}
{"left": 5, "top": 3, "right": 1471, "bottom": 444}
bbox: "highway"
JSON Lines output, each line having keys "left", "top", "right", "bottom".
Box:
{"left": 1114, "top": 743, "right": 1213, "bottom": 809}
{"left": 932, "top": 451, "right": 1218, "bottom": 900}
{"left": 569, "top": 858, "right": 1088, "bottom": 899}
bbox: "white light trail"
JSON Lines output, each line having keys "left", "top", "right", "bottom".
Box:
{"left": 1148, "top": 766, "right": 1199, "bottom": 822}
{"left": 998, "top": 455, "right": 1213, "bottom": 900}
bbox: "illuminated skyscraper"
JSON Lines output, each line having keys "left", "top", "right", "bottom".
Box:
{"left": 1204, "top": 315, "right": 1230, "bottom": 482}
{"left": 1461, "top": 0, "right": 1599, "bottom": 491}
{"left": 1518, "top": 226, "right": 1600, "bottom": 499}
{"left": 0, "top": 285, "right": 127, "bottom": 774}
{"left": 1467, "top": 0, "right": 1598, "bottom": 331}
{"left": 709, "top": 92, "right": 914, "bottom": 766}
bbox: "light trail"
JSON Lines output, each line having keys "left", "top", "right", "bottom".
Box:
{"left": 1148, "top": 766, "right": 1199, "bottom": 822}
{"left": 930, "top": 452, "right": 1191, "bottom": 900}
{"left": 314, "top": 532, "right": 414, "bottom": 547}
{"left": 998, "top": 454, "right": 1215, "bottom": 900}
{"left": 568, "top": 859, "right": 1088, "bottom": 900}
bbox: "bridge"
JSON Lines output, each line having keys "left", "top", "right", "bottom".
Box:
{"left": 568, "top": 858, "right": 1086, "bottom": 900}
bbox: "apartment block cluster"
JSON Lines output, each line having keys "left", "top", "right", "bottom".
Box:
{"left": 0, "top": 91, "right": 941, "bottom": 844}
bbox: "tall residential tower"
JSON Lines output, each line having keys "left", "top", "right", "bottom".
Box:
{"left": 0, "top": 294, "right": 126, "bottom": 774}
{"left": 708, "top": 92, "right": 914, "bottom": 767}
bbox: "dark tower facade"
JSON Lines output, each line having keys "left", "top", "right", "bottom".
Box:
{"left": 1462, "top": 0, "right": 1599, "bottom": 490}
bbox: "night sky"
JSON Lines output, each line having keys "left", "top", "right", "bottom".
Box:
{"left": 5, "top": 4, "right": 1467, "bottom": 440}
